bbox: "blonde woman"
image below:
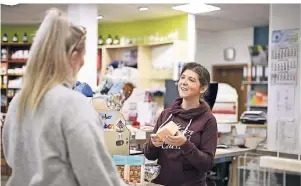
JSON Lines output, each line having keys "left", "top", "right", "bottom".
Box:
{"left": 2, "top": 8, "right": 126, "bottom": 186}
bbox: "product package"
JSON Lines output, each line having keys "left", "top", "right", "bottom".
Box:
{"left": 112, "top": 155, "right": 127, "bottom": 181}
{"left": 112, "top": 155, "right": 145, "bottom": 185}
{"left": 156, "top": 121, "right": 179, "bottom": 141}
{"left": 125, "top": 155, "right": 145, "bottom": 185}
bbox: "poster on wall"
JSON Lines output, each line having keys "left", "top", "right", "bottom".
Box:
{"left": 270, "top": 29, "right": 299, "bottom": 85}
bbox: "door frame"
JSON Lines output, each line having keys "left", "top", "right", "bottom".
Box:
{"left": 212, "top": 63, "right": 248, "bottom": 121}
{"left": 212, "top": 64, "right": 248, "bottom": 80}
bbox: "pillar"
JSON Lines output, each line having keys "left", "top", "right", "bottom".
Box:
{"left": 68, "top": 4, "right": 98, "bottom": 89}
{"left": 268, "top": 4, "right": 301, "bottom": 154}
{"left": 187, "top": 14, "right": 196, "bottom": 62}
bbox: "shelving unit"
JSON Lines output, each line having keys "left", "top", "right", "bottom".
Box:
{"left": 244, "top": 79, "right": 268, "bottom": 113}
{"left": 1, "top": 42, "right": 31, "bottom": 176}
{"left": 99, "top": 40, "right": 188, "bottom": 88}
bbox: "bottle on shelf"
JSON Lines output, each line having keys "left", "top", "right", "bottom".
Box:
{"left": 22, "top": 33, "right": 28, "bottom": 43}
{"left": 243, "top": 66, "right": 248, "bottom": 81}
{"left": 98, "top": 35, "right": 104, "bottom": 45}
{"left": 256, "top": 65, "right": 263, "bottom": 82}
{"left": 106, "top": 34, "right": 113, "bottom": 45}
{"left": 263, "top": 66, "right": 269, "bottom": 81}
{"left": 251, "top": 65, "right": 256, "bottom": 82}
{"left": 2, "top": 33, "right": 8, "bottom": 43}
{"left": 113, "top": 36, "right": 119, "bottom": 45}
{"left": 247, "top": 64, "right": 252, "bottom": 82}
{"left": 12, "top": 33, "right": 19, "bottom": 43}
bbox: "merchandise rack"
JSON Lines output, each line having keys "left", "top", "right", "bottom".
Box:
{"left": 1, "top": 42, "right": 31, "bottom": 176}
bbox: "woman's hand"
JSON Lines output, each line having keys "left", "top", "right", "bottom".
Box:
{"left": 150, "top": 134, "right": 164, "bottom": 147}
{"left": 165, "top": 131, "right": 187, "bottom": 146}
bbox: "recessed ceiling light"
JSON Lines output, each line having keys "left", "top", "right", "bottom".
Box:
{"left": 97, "top": 15, "right": 103, "bottom": 20}
{"left": 172, "top": 3, "right": 220, "bottom": 14}
{"left": 139, "top": 7, "right": 148, "bottom": 12}
{"left": 1, "top": 3, "right": 19, "bottom": 6}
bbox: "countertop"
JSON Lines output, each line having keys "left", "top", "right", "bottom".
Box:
{"left": 141, "top": 147, "right": 253, "bottom": 165}
{"left": 215, "top": 147, "right": 252, "bottom": 159}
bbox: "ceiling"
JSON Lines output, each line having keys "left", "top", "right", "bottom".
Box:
{"left": 196, "top": 4, "right": 270, "bottom": 31}
{"left": 1, "top": 4, "right": 270, "bottom": 31}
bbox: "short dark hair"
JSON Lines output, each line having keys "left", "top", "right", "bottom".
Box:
{"left": 180, "top": 62, "right": 210, "bottom": 99}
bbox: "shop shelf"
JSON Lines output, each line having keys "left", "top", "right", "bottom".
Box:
{"left": 7, "top": 59, "right": 27, "bottom": 63}
{"left": 243, "top": 81, "right": 268, "bottom": 85}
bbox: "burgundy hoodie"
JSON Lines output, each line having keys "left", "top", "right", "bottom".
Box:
{"left": 143, "top": 98, "right": 218, "bottom": 186}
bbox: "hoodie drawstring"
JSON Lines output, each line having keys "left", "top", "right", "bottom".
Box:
{"left": 183, "top": 119, "right": 192, "bottom": 135}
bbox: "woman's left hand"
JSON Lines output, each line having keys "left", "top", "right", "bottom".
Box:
{"left": 165, "top": 131, "right": 187, "bottom": 146}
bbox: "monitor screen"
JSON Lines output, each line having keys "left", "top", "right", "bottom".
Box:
{"left": 164, "top": 80, "right": 218, "bottom": 110}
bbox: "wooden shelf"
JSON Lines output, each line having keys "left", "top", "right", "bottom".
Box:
{"left": 142, "top": 41, "right": 174, "bottom": 47}
{"left": 1, "top": 43, "right": 32, "bottom": 47}
{"left": 246, "top": 104, "right": 268, "bottom": 108}
{"left": 98, "top": 41, "right": 173, "bottom": 49}
{"left": 7, "top": 74, "right": 23, "bottom": 77}
{"left": 98, "top": 44, "right": 138, "bottom": 49}
{"left": 243, "top": 81, "right": 268, "bottom": 85}
{"left": 7, "top": 59, "right": 27, "bottom": 63}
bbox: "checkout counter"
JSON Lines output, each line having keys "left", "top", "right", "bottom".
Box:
{"left": 91, "top": 82, "right": 299, "bottom": 186}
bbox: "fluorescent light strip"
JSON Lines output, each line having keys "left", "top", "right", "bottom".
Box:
{"left": 172, "top": 3, "right": 220, "bottom": 14}
{"left": 1, "top": 3, "right": 19, "bottom": 6}
{"left": 139, "top": 7, "right": 149, "bottom": 11}
{"left": 97, "top": 15, "right": 103, "bottom": 20}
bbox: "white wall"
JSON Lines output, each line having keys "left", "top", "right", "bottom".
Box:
{"left": 68, "top": 5, "right": 98, "bottom": 88}
{"left": 187, "top": 14, "right": 196, "bottom": 62}
{"left": 196, "top": 28, "right": 254, "bottom": 73}
{"left": 268, "top": 5, "right": 301, "bottom": 154}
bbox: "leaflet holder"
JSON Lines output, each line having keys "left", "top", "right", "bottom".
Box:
{"left": 91, "top": 96, "right": 130, "bottom": 156}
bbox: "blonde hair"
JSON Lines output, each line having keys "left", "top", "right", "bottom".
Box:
{"left": 18, "top": 8, "right": 86, "bottom": 120}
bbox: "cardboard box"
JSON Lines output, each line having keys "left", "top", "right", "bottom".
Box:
{"left": 156, "top": 121, "right": 179, "bottom": 141}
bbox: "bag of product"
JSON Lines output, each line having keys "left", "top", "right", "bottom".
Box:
{"left": 124, "top": 155, "right": 145, "bottom": 185}
{"left": 112, "top": 155, "right": 127, "bottom": 181}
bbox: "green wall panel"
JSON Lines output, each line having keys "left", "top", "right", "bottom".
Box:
{"left": 98, "top": 14, "right": 188, "bottom": 41}
{"left": 1, "top": 25, "right": 38, "bottom": 43}
{"left": 1, "top": 14, "right": 188, "bottom": 43}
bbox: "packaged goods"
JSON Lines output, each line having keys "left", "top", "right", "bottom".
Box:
{"left": 156, "top": 121, "right": 179, "bottom": 140}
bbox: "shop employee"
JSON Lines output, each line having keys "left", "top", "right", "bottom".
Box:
{"left": 144, "top": 62, "right": 218, "bottom": 186}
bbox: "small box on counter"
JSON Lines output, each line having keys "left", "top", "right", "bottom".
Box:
{"left": 112, "top": 155, "right": 145, "bottom": 185}
{"left": 112, "top": 155, "right": 127, "bottom": 180}
{"left": 156, "top": 121, "right": 179, "bottom": 141}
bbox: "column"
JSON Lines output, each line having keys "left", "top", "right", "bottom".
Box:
{"left": 187, "top": 14, "right": 196, "bottom": 62}
{"left": 267, "top": 4, "right": 301, "bottom": 153}
{"left": 68, "top": 4, "right": 98, "bottom": 89}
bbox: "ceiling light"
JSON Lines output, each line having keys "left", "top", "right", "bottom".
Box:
{"left": 139, "top": 7, "right": 148, "bottom": 12}
{"left": 172, "top": 3, "right": 220, "bottom": 14}
{"left": 1, "top": 3, "right": 19, "bottom": 6}
{"left": 97, "top": 15, "right": 103, "bottom": 20}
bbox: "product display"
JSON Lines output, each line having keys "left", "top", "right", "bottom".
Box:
{"left": 1, "top": 49, "right": 7, "bottom": 60}
{"left": 22, "top": 33, "right": 28, "bottom": 43}
{"left": 112, "top": 155, "right": 145, "bottom": 185}
{"left": 144, "top": 164, "right": 161, "bottom": 184}
{"left": 98, "top": 35, "right": 104, "bottom": 45}
{"left": 12, "top": 33, "right": 18, "bottom": 43}
{"left": 2, "top": 33, "right": 8, "bottom": 43}
{"left": 156, "top": 121, "right": 179, "bottom": 141}
{"left": 106, "top": 34, "right": 113, "bottom": 45}
{"left": 113, "top": 36, "right": 120, "bottom": 45}
{"left": 11, "top": 50, "right": 29, "bottom": 60}
{"left": 124, "top": 156, "right": 145, "bottom": 185}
